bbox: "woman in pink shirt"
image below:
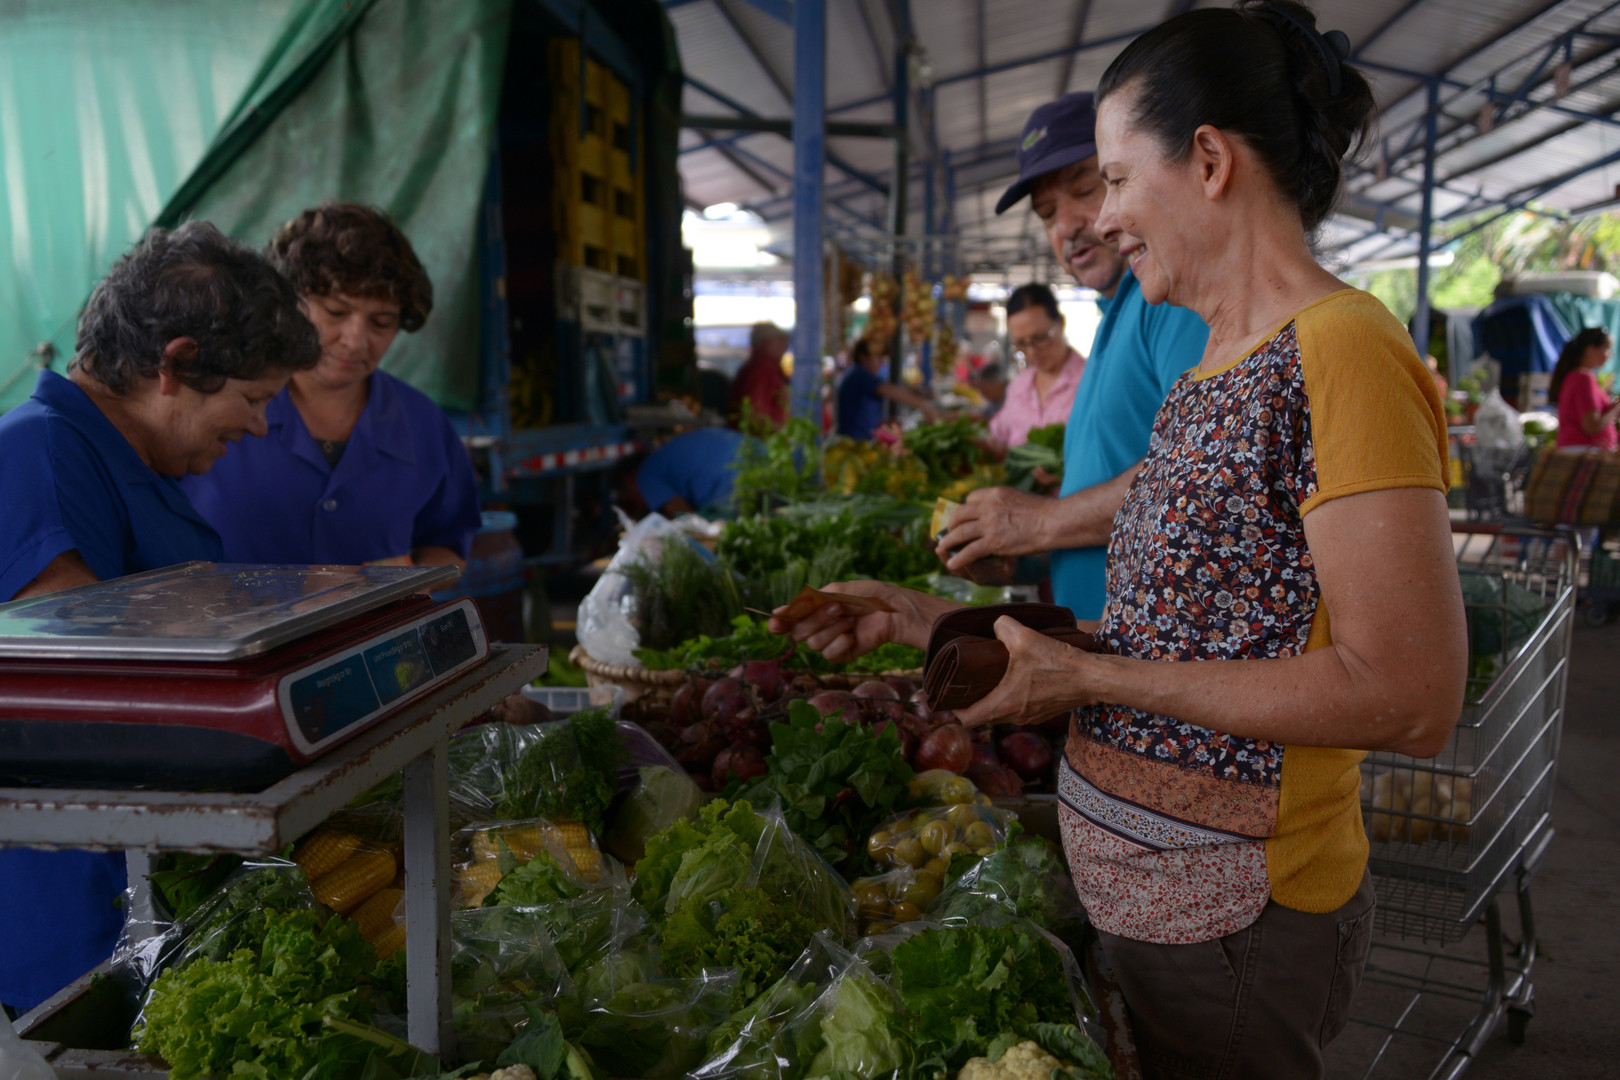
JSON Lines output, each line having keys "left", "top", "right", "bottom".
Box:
{"left": 988, "top": 284, "right": 1086, "bottom": 449}
{"left": 1552, "top": 327, "right": 1618, "bottom": 449}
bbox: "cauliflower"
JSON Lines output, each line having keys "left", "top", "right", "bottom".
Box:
{"left": 466, "top": 1067, "right": 538, "bottom": 1080}
{"left": 956, "top": 1039, "right": 1065, "bottom": 1080}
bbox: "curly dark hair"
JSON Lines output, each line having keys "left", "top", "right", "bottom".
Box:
{"left": 267, "top": 203, "right": 433, "bottom": 331}
{"left": 73, "top": 221, "right": 321, "bottom": 395}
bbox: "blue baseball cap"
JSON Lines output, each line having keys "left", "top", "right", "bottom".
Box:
{"left": 994, "top": 92, "right": 1098, "bottom": 215}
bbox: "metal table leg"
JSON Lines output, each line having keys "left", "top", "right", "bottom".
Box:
{"left": 402, "top": 736, "right": 454, "bottom": 1059}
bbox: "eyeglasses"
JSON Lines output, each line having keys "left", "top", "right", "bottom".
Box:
{"left": 1011, "top": 323, "right": 1063, "bottom": 359}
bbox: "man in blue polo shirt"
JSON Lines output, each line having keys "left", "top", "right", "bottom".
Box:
{"left": 615, "top": 426, "right": 755, "bottom": 519}
{"left": 937, "top": 92, "right": 1209, "bottom": 621}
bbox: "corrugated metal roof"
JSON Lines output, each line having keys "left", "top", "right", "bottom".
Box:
{"left": 666, "top": 0, "right": 1620, "bottom": 269}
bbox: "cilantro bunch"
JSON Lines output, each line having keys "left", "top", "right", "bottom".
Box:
{"left": 497, "top": 711, "right": 623, "bottom": 834}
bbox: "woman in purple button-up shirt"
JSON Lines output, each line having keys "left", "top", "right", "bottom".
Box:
{"left": 184, "top": 204, "right": 481, "bottom": 568}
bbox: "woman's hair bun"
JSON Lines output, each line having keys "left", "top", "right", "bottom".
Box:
{"left": 1097, "top": 0, "right": 1377, "bottom": 233}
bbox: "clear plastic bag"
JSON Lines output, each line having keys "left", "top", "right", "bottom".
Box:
{"left": 452, "top": 816, "right": 623, "bottom": 908}
{"left": 927, "top": 836, "right": 1087, "bottom": 943}
{"left": 850, "top": 867, "right": 937, "bottom": 937}
{"left": 691, "top": 932, "right": 910, "bottom": 1080}
{"left": 601, "top": 764, "right": 705, "bottom": 865}
{"left": 854, "top": 917, "right": 1109, "bottom": 1075}
{"left": 570, "top": 965, "right": 739, "bottom": 1079}
{"left": 447, "top": 711, "right": 624, "bottom": 836}
{"left": 577, "top": 511, "right": 684, "bottom": 667}
{"left": 865, "top": 803, "right": 1018, "bottom": 874}
{"left": 636, "top": 799, "right": 856, "bottom": 942}
{"left": 445, "top": 904, "right": 575, "bottom": 1064}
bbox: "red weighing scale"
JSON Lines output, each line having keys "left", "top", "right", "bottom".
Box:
{"left": 0, "top": 563, "right": 490, "bottom": 791}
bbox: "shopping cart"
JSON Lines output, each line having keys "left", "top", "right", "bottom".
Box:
{"left": 1336, "top": 525, "right": 1577, "bottom": 1080}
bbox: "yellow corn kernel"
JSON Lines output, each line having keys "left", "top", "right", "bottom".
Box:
{"left": 372, "top": 923, "right": 407, "bottom": 960}
{"left": 293, "top": 829, "right": 362, "bottom": 881}
{"left": 457, "top": 859, "right": 504, "bottom": 908}
{"left": 352, "top": 887, "right": 404, "bottom": 941}
{"left": 311, "top": 848, "right": 397, "bottom": 915}
{"left": 503, "top": 825, "right": 552, "bottom": 862}
{"left": 471, "top": 829, "right": 501, "bottom": 862}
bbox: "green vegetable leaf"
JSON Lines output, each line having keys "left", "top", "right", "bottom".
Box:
{"left": 1028, "top": 1022, "right": 1115, "bottom": 1079}
{"left": 498, "top": 1004, "right": 568, "bottom": 1076}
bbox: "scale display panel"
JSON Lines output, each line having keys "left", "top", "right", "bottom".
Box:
{"left": 280, "top": 601, "right": 485, "bottom": 755}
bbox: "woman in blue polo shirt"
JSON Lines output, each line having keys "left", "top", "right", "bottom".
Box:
{"left": 0, "top": 222, "right": 320, "bottom": 1014}
{"left": 184, "top": 203, "right": 482, "bottom": 569}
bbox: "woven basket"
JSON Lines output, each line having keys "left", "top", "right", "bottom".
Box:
{"left": 570, "top": 646, "right": 686, "bottom": 706}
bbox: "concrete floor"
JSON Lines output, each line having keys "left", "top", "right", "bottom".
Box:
{"left": 1325, "top": 616, "right": 1620, "bottom": 1080}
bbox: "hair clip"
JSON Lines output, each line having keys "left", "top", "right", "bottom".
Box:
{"left": 1265, "top": 6, "right": 1351, "bottom": 96}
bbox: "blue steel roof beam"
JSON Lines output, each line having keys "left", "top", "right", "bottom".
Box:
{"left": 1350, "top": 0, "right": 1438, "bottom": 58}
{"left": 1348, "top": 44, "right": 1620, "bottom": 198}
{"left": 1054, "top": 0, "right": 1095, "bottom": 98}
{"left": 1353, "top": 0, "right": 1620, "bottom": 143}
{"left": 711, "top": 138, "right": 888, "bottom": 230}
{"left": 711, "top": 0, "right": 795, "bottom": 106}
{"left": 827, "top": 21, "right": 1161, "bottom": 116}
{"left": 855, "top": 0, "right": 892, "bottom": 94}
{"left": 736, "top": 0, "right": 791, "bottom": 21}
{"left": 1341, "top": 145, "right": 1620, "bottom": 262}
{"left": 685, "top": 75, "right": 890, "bottom": 196}
{"left": 975, "top": 0, "right": 989, "bottom": 160}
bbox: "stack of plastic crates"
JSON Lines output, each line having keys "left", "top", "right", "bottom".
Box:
{"left": 1340, "top": 526, "right": 1577, "bottom": 1079}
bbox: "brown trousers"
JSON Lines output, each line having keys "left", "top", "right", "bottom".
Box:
{"left": 1097, "top": 872, "right": 1376, "bottom": 1080}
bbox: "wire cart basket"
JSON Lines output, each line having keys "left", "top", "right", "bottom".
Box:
{"left": 1338, "top": 525, "right": 1577, "bottom": 1080}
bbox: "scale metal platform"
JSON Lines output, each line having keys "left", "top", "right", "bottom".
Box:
{"left": 0, "top": 562, "right": 490, "bottom": 791}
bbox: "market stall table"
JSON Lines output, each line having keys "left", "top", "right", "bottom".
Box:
{"left": 0, "top": 565, "right": 545, "bottom": 1070}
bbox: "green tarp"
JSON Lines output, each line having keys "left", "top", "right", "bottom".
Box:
{"left": 0, "top": 0, "right": 511, "bottom": 413}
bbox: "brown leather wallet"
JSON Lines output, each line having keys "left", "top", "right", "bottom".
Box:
{"left": 921, "top": 603, "right": 1100, "bottom": 711}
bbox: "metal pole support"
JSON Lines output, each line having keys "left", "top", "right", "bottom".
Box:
{"left": 403, "top": 737, "right": 454, "bottom": 1059}
{"left": 790, "top": 0, "right": 826, "bottom": 421}
{"left": 1412, "top": 78, "right": 1439, "bottom": 359}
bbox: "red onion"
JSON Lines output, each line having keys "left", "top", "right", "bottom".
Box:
{"left": 998, "top": 731, "right": 1054, "bottom": 782}
{"left": 914, "top": 723, "right": 974, "bottom": 774}
{"left": 966, "top": 761, "right": 1025, "bottom": 797}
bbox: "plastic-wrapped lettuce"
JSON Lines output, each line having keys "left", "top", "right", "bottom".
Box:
{"left": 632, "top": 798, "right": 855, "bottom": 939}
{"left": 603, "top": 765, "right": 706, "bottom": 865}
{"left": 691, "top": 933, "right": 910, "bottom": 1080}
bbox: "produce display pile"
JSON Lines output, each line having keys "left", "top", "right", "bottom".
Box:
{"left": 597, "top": 416, "right": 1070, "bottom": 798}
{"left": 114, "top": 710, "right": 1113, "bottom": 1080}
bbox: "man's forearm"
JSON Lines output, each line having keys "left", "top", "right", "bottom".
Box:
{"left": 1036, "top": 463, "right": 1139, "bottom": 550}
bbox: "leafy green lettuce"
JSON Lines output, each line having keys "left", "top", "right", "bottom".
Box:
{"left": 806, "top": 973, "right": 909, "bottom": 1080}
{"left": 890, "top": 924, "right": 1075, "bottom": 1072}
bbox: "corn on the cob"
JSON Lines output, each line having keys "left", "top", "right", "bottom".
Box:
{"left": 293, "top": 829, "right": 362, "bottom": 880}
{"left": 551, "top": 821, "right": 603, "bottom": 881}
{"left": 352, "top": 887, "right": 404, "bottom": 940}
{"left": 372, "top": 923, "right": 407, "bottom": 960}
{"left": 311, "top": 848, "right": 397, "bottom": 915}
{"left": 456, "top": 859, "right": 504, "bottom": 908}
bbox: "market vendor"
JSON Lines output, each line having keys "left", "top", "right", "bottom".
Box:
{"left": 772, "top": 4, "right": 1468, "bottom": 1077}
{"left": 934, "top": 90, "right": 1208, "bottom": 620}
{"left": 835, "top": 338, "right": 940, "bottom": 439}
{"left": 184, "top": 203, "right": 481, "bottom": 568}
{"left": 987, "top": 284, "right": 1085, "bottom": 450}
{"left": 0, "top": 222, "right": 320, "bottom": 1014}
{"left": 615, "top": 426, "right": 754, "bottom": 518}
{"left": 1550, "top": 327, "right": 1617, "bottom": 449}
